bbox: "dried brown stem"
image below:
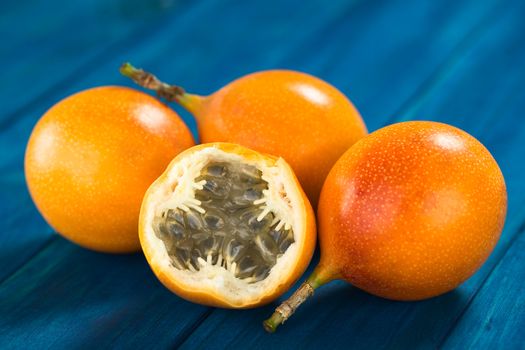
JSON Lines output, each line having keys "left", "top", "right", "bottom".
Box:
{"left": 120, "top": 62, "right": 186, "bottom": 102}
{"left": 263, "top": 281, "right": 315, "bottom": 333}
{"left": 263, "top": 266, "right": 333, "bottom": 333}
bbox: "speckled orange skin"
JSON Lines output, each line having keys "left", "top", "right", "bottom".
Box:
{"left": 140, "top": 143, "right": 316, "bottom": 308}
{"left": 317, "top": 121, "right": 507, "bottom": 300}
{"left": 25, "top": 86, "right": 195, "bottom": 253}
{"left": 191, "top": 70, "right": 367, "bottom": 206}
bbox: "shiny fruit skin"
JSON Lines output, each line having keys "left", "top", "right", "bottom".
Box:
{"left": 25, "top": 86, "right": 195, "bottom": 253}
{"left": 196, "top": 70, "right": 367, "bottom": 205}
{"left": 139, "top": 143, "right": 316, "bottom": 308}
{"left": 317, "top": 121, "right": 507, "bottom": 300}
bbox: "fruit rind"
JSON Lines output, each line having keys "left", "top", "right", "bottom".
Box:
{"left": 25, "top": 86, "right": 195, "bottom": 253}
{"left": 317, "top": 121, "right": 507, "bottom": 300}
{"left": 139, "top": 143, "right": 316, "bottom": 308}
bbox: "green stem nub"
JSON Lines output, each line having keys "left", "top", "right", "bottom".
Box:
{"left": 119, "top": 62, "right": 186, "bottom": 103}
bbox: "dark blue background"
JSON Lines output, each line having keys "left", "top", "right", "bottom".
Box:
{"left": 1, "top": 0, "right": 524, "bottom": 348}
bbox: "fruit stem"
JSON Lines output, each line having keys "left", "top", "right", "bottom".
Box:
{"left": 119, "top": 62, "right": 205, "bottom": 115}
{"left": 263, "top": 265, "right": 332, "bottom": 333}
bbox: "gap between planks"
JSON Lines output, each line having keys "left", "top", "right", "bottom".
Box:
{"left": 1, "top": 0, "right": 521, "bottom": 346}
{"left": 175, "top": 0, "right": 524, "bottom": 346}
{"left": 435, "top": 219, "right": 525, "bottom": 348}
{"left": 176, "top": 3, "right": 525, "bottom": 348}
{"left": 0, "top": 0, "right": 204, "bottom": 131}
{"left": 0, "top": 235, "right": 56, "bottom": 287}
{"left": 384, "top": 0, "right": 507, "bottom": 124}
{"left": 0, "top": 0, "right": 367, "bottom": 283}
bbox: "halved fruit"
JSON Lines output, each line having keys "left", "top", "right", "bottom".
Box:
{"left": 139, "top": 143, "right": 316, "bottom": 308}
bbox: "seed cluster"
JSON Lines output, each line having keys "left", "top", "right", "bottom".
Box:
{"left": 154, "top": 161, "right": 294, "bottom": 283}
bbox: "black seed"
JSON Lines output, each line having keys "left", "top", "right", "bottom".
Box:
{"left": 235, "top": 226, "right": 253, "bottom": 241}
{"left": 190, "top": 249, "right": 202, "bottom": 270}
{"left": 166, "top": 221, "right": 185, "bottom": 240}
{"left": 205, "top": 163, "right": 228, "bottom": 177}
{"left": 195, "top": 190, "right": 210, "bottom": 201}
{"left": 239, "top": 165, "right": 263, "bottom": 184}
{"left": 229, "top": 196, "right": 254, "bottom": 209}
{"left": 201, "top": 178, "right": 231, "bottom": 198}
{"left": 224, "top": 239, "right": 244, "bottom": 262}
{"left": 186, "top": 210, "right": 203, "bottom": 231}
{"left": 236, "top": 254, "right": 258, "bottom": 278}
{"left": 171, "top": 255, "right": 187, "bottom": 270}
{"left": 252, "top": 266, "right": 271, "bottom": 282}
{"left": 153, "top": 218, "right": 168, "bottom": 239}
{"left": 268, "top": 228, "right": 285, "bottom": 244}
{"left": 248, "top": 212, "right": 274, "bottom": 232}
{"left": 164, "top": 239, "right": 178, "bottom": 254}
{"left": 229, "top": 185, "right": 252, "bottom": 204}
{"left": 166, "top": 209, "right": 185, "bottom": 225}
{"left": 154, "top": 160, "right": 291, "bottom": 283}
{"left": 204, "top": 211, "right": 224, "bottom": 230}
{"left": 239, "top": 207, "right": 259, "bottom": 223}
{"left": 199, "top": 236, "right": 215, "bottom": 253}
{"left": 278, "top": 234, "right": 294, "bottom": 253}
{"left": 178, "top": 238, "right": 193, "bottom": 251}
{"left": 175, "top": 248, "right": 190, "bottom": 263}
{"left": 244, "top": 188, "right": 263, "bottom": 202}
{"left": 191, "top": 232, "right": 208, "bottom": 243}
{"left": 255, "top": 233, "right": 278, "bottom": 263}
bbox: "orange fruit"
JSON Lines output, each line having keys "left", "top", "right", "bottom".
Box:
{"left": 264, "top": 121, "right": 507, "bottom": 332}
{"left": 139, "top": 143, "right": 316, "bottom": 308}
{"left": 120, "top": 63, "right": 367, "bottom": 205}
{"left": 25, "top": 86, "right": 195, "bottom": 253}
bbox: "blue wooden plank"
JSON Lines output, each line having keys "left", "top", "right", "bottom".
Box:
{"left": 0, "top": 172, "right": 50, "bottom": 283}
{"left": 0, "top": 0, "right": 221, "bottom": 285}
{"left": 0, "top": 0, "right": 194, "bottom": 124}
{"left": 294, "top": 0, "right": 507, "bottom": 132}
{"left": 127, "top": 0, "right": 524, "bottom": 346}
{"left": 0, "top": 0, "right": 201, "bottom": 285}
{"left": 364, "top": 9, "right": 525, "bottom": 346}
{"left": 0, "top": 0, "right": 361, "bottom": 170}
{"left": 0, "top": 0, "right": 361, "bottom": 283}
{"left": 398, "top": 20, "right": 525, "bottom": 348}
{"left": 179, "top": 0, "right": 525, "bottom": 348}
{"left": 0, "top": 239, "right": 209, "bottom": 348}
{"left": 441, "top": 225, "right": 525, "bottom": 349}
{"left": 0, "top": 0, "right": 369, "bottom": 347}
{"left": 1, "top": 0, "right": 523, "bottom": 348}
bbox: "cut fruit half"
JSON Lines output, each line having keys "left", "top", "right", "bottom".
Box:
{"left": 139, "top": 143, "right": 316, "bottom": 308}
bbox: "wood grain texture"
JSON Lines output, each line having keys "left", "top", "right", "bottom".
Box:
{"left": 0, "top": 0, "right": 360, "bottom": 285}
{"left": 0, "top": 0, "right": 213, "bottom": 286}
{"left": 0, "top": 0, "right": 524, "bottom": 348}
{"left": 0, "top": 239, "right": 208, "bottom": 348}
{"left": 179, "top": 0, "right": 525, "bottom": 349}
{"left": 442, "top": 224, "right": 525, "bottom": 349}
{"left": 0, "top": 0, "right": 194, "bottom": 125}
{"left": 0, "top": 0, "right": 368, "bottom": 347}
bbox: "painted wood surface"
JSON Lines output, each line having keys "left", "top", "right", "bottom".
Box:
{"left": 0, "top": 0, "right": 523, "bottom": 348}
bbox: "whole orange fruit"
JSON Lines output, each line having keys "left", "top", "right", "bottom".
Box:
{"left": 139, "top": 143, "right": 316, "bottom": 308}
{"left": 25, "top": 86, "right": 195, "bottom": 253}
{"left": 264, "top": 121, "right": 507, "bottom": 332}
{"left": 120, "top": 63, "right": 368, "bottom": 205}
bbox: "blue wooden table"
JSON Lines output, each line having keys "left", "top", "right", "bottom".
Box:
{"left": 1, "top": 0, "right": 524, "bottom": 348}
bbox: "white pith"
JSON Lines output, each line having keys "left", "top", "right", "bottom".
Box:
{"left": 141, "top": 146, "right": 307, "bottom": 306}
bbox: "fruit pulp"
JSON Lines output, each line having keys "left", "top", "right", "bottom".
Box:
{"left": 153, "top": 161, "right": 294, "bottom": 283}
